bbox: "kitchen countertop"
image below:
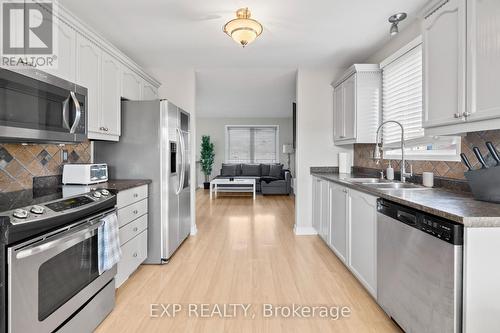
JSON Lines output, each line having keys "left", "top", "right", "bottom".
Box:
{"left": 92, "top": 179, "right": 152, "bottom": 192}
{"left": 311, "top": 172, "right": 500, "bottom": 228}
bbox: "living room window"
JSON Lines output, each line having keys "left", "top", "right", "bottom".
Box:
{"left": 225, "top": 125, "right": 279, "bottom": 163}
{"left": 381, "top": 36, "right": 461, "bottom": 161}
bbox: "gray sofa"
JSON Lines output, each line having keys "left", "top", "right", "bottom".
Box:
{"left": 215, "top": 163, "right": 292, "bottom": 195}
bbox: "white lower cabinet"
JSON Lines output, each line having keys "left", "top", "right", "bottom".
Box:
{"left": 329, "top": 183, "right": 348, "bottom": 263}
{"left": 348, "top": 189, "right": 377, "bottom": 298}
{"left": 312, "top": 177, "right": 322, "bottom": 233}
{"left": 312, "top": 179, "right": 378, "bottom": 298}
{"left": 116, "top": 185, "right": 149, "bottom": 288}
{"left": 319, "top": 180, "right": 330, "bottom": 243}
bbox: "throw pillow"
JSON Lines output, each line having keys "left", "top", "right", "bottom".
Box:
{"left": 260, "top": 164, "right": 271, "bottom": 176}
{"left": 241, "top": 164, "right": 261, "bottom": 176}
{"left": 269, "top": 164, "right": 283, "bottom": 178}
{"left": 221, "top": 164, "right": 237, "bottom": 177}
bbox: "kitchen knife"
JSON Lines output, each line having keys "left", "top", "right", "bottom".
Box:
{"left": 460, "top": 153, "right": 473, "bottom": 171}
{"left": 486, "top": 142, "right": 500, "bottom": 166}
{"left": 473, "top": 147, "right": 488, "bottom": 169}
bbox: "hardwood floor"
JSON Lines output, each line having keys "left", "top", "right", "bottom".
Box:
{"left": 96, "top": 190, "right": 400, "bottom": 332}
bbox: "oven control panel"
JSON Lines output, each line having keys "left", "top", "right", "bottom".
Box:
{"left": 6, "top": 189, "right": 115, "bottom": 225}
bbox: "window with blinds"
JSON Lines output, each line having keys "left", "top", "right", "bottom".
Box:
{"left": 226, "top": 126, "right": 279, "bottom": 163}
{"left": 382, "top": 43, "right": 424, "bottom": 144}
{"left": 381, "top": 37, "right": 460, "bottom": 161}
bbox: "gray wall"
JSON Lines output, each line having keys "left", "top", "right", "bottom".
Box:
{"left": 196, "top": 117, "right": 294, "bottom": 187}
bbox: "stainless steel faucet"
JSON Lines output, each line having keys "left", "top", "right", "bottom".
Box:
{"left": 373, "top": 120, "right": 412, "bottom": 182}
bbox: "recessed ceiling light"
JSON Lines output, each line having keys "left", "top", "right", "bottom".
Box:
{"left": 223, "top": 8, "right": 263, "bottom": 47}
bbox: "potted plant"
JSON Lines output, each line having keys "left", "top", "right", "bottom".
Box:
{"left": 200, "top": 135, "right": 215, "bottom": 189}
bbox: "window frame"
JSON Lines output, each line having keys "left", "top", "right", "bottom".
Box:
{"left": 224, "top": 125, "right": 280, "bottom": 164}
{"left": 380, "top": 36, "right": 461, "bottom": 162}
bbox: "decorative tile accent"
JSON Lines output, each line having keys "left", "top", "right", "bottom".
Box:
{"left": 354, "top": 129, "right": 500, "bottom": 180}
{"left": 0, "top": 141, "right": 91, "bottom": 192}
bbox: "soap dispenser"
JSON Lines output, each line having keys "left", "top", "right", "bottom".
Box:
{"left": 386, "top": 161, "right": 394, "bottom": 180}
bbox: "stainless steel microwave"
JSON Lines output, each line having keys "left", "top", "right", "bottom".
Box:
{"left": 0, "top": 67, "right": 87, "bottom": 143}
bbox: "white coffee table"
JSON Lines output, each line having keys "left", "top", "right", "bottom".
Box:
{"left": 210, "top": 178, "right": 256, "bottom": 200}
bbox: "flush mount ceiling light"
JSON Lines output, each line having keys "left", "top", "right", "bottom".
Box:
{"left": 223, "top": 8, "right": 263, "bottom": 47}
{"left": 388, "top": 12, "right": 407, "bottom": 36}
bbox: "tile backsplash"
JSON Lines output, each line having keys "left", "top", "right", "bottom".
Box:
{"left": 0, "top": 141, "right": 91, "bottom": 192}
{"left": 354, "top": 130, "right": 500, "bottom": 180}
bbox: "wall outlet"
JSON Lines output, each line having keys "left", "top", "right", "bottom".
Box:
{"left": 62, "top": 149, "right": 68, "bottom": 162}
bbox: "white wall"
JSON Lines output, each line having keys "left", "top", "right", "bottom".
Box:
{"left": 196, "top": 117, "right": 295, "bottom": 186}
{"left": 294, "top": 69, "right": 353, "bottom": 235}
{"left": 150, "top": 67, "right": 198, "bottom": 235}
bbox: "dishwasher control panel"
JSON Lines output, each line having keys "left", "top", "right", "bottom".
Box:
{"left": 378, "top": 199, "right": 463, "bottom": 245}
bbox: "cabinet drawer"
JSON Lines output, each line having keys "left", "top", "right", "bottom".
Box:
{"left": 117, "top": 185, "right": 148, "bottom": 208}
{"left": 119, "top": 214, "right": 148, "bottom": 246}
{"left": 117, "top": 199, "right": 148, "bottom": 228}
{"left": 116, "top": 229, "right": 148, "bottom": 288}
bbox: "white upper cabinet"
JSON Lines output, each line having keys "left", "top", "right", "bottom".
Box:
{"left": 423, "top": 0, "right": 500, "bottom": 135}
{"left": 332, "top": 65, "right": 381, "bottom": 145}
{"left": 44, "top": 17, "right": 76, "bottom": 82}
{"left": 422, "top": 0, "right": 467, "bottom": 129}
{"left": 76, "top": 34, "right": 101, "bottom": 137}
{"left": 122, "top": 68, "right": 142, "bottom": 101}
{"left": 100, "top": 51, "right": 122, "bottom": 137}
{"left": 466, "top": 0, "right": 500, "bottom": 122}
{"left": 142, "top": 80, "right": 159, "bottom": 100}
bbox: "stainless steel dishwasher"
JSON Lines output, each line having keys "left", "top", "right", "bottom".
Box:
{"left": 377, "top": 199, "right": 463, "bottom": 333}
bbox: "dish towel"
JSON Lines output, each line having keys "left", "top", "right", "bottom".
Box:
{"left": 98, "top": 213, "right": 122, "bottom": 275}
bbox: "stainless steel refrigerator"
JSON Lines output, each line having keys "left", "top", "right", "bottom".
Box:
{"left": 94, "top": 100, "right": 191, "bottom": 264}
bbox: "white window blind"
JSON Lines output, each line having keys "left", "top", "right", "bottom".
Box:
{"left": 382, "top": 43, "right": 424, "bottom": 145}
{"left": 226, "top": 126, "right": 279, "bottom": 163}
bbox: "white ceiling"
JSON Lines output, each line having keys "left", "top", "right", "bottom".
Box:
{"left": 63, "top": 0, "right": 427, "bottom": 117}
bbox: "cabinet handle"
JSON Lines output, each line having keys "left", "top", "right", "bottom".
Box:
{"left": 133, "top": 210, "right": 138, "bottom": 214}
{"left": 463, "top": 111, "right": 471, "bottom": 118}
{"left": 454, "top": 113, "right": 462, "bottom": 119}
{"left": 133, "top": 227, "right": 138, "bottom": 232}
{"left": 133, "top": 193, "right": 138, "bottom": 198}
{"left": 133, "top": 252, "right": 138, "bottom": 258}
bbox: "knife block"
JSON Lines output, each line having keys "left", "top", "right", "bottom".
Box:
{"left": 465, "top": 167, "right": 500, "bottom": 203}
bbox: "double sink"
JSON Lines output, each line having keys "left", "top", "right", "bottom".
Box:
{"left": 346, "top": 178, "right": 430, "bottom": 190}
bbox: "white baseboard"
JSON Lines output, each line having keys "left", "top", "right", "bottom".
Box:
{"left": 294, "top": 225, "right": 318, "bottom": 236}
{"left": 190, "top": 224, "right": 198, "bottom": 236}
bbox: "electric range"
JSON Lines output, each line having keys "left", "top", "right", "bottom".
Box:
{"left": 0, "top": 186, "right": 117, "bottom": 333}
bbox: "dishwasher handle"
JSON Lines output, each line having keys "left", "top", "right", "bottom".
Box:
{"left": 397, "top": 210, "right": 417, "bottom": 226}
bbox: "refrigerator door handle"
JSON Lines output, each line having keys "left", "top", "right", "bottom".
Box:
{"left": 175, "top": 128, "right": 184, "bottom": 195}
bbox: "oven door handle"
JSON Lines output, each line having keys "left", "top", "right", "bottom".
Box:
{"left": 15, "top": 220, "right": 104, "bottom": 260}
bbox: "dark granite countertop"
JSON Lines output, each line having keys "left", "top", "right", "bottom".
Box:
{"left": 92, "top": 179, "right": 151, "bottom": 192}
{"left": 311, "top": 172, "right": 500, "bottom": 228}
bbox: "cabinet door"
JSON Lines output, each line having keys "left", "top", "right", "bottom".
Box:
{"left": 45, "top": 16, "right": 76, "bottom": 82}
{"left": 319, "top": 180, "right": 330, "bottom": 243}
{"left": 342, "top": 75, "right": 356, "bottom": 140}
{"left": 349, "top": 189, "right": 377, "bottom": 298}
{"left": 329, "top": 184, "right": 348, "bottom": 263}
{"left": 101, "top": 51, "right": 121, "bottom": 136}
{"left": 142, "top": 80, "right": 158, "bottom": 100}
{"left": 76, "top": 34, "right": 101, "bottom": 134}
{"left": 333, "top": 85, "right": 344, "bottom": 141}
{"left": 312, "top": 177, "right": 321, "bottom": 233}
{"left": 422, "top": 0, "right": 466, "bottom": 128}
{"left": 467, "top": 0, "right": 500, "bottom": 122}
{"left": 122, "top": 69, "right": 142, "bottom": 100}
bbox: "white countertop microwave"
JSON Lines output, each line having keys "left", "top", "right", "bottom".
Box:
{"left": 62, "top": 163, "right": 108, "bottom": 185}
